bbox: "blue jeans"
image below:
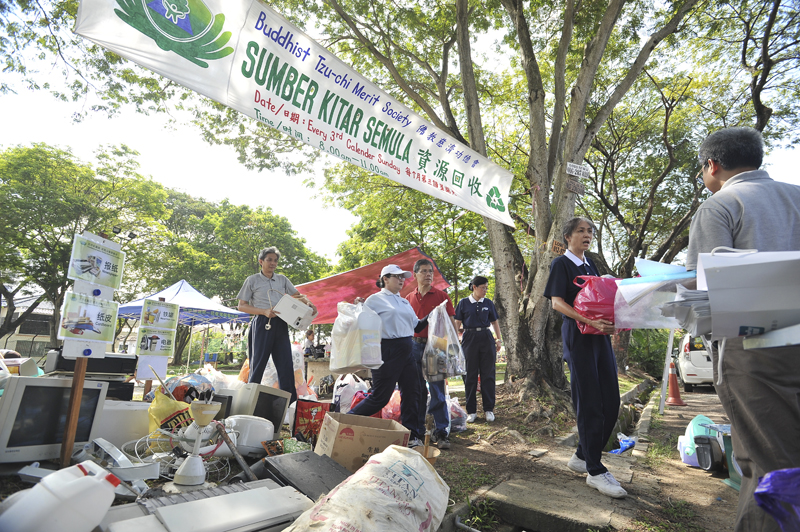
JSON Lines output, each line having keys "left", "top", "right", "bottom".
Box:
{"left": 412, "top": 341, "right": 450, "bottom": 434}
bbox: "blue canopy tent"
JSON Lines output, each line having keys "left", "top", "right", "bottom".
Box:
{"left": 117, "top": 280, "right": 250, "bottom": 370}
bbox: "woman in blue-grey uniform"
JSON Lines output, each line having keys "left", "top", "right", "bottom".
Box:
{"left": 543, "top": 217, "right": 626, "bottom": 499}
{"left": 454, "top": 275, "right": 502, "bottom": 424}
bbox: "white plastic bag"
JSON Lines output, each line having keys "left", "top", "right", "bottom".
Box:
{"left": 332, "top": 373, "right": 369, "bottom": 413}
{"left": 423, "top": 300, "right": 466, "bottom": 379}
{"left": 448, "top": 396, "right": 467, "bottom": 433}
{"left": 330, "top": 302, "right": 383, "bottom": 373}
{"left": 284, "top": 445, "right": 449, "bottom": 532}
{"left": 261, "top": 343, "right": 306, "bottom": 392}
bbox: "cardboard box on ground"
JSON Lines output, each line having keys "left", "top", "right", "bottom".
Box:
{"left": 314, "top": 412, "right": 410, "bottom": 473}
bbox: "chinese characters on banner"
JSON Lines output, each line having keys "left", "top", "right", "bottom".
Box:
{"left": 74, "top": 0, "right": 514, "bottom": 225}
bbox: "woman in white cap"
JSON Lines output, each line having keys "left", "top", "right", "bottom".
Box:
{"left": 347, "top": 264, "right": 427, "bottom": 447}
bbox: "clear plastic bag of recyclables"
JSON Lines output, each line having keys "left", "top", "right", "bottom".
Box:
{"left": 423, "top": 300, "right": 466, "bottom": 379}
{"left": 330, "top": 301, "right": 383, "bottom": 373}
{"left": 284, "top": 445, "right": 449, "bottom": 532}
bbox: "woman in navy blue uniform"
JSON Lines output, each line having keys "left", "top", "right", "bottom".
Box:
{"left": 544, "top": 217, "right": 626, "bottom": 499}
{"left": 455, "top": 276, "right": 502, "bottom": 423}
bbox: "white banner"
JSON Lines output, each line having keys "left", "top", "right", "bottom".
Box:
{"left": 75, "top": 0, "right": 514, "bottom": 225}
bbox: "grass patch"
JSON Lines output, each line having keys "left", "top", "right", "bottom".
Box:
{"left": 618, "top": 372, "right": 642, "bottom": 393}
{"left": 437, "top": 458, "right": 498, "bottom": 505}
{"left": 634, "top": 499, "right": 702, "bottom": 532}
{"left": 464, "top": 498, "right": 500, "bottom": 531}
{"left": 644, "top": 431, "right": 679, "bottom": 468}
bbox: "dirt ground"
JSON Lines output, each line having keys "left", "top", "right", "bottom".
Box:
{"left": 435, "top": 375, "right": 739, "bottom": 531}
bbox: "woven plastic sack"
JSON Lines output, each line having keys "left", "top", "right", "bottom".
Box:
{"left": 423, "top": 300, "right": 466, "bottom": 377}
{"left": 754, "top": 468, "right": 800, "bottom": 532}
{"left": 330, "top": 302, "right": 384, "bottom": 373}
{"left": 284, "top": 445, "right": 449, "bottom": 532}
{"left": 573, "top": 275, "right": 620, "bottom": 335}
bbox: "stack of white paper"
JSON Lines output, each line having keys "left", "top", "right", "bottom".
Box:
{"left": 659, "top": 285, "right": 711, "bottom": 336}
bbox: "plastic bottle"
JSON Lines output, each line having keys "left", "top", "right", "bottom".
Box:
{"left": 0, "top": 460, "right": 120, "bottom": 532}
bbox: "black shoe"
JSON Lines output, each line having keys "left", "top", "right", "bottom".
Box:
{"left": 433, "top": 429, "right": 450, "bottom": 450}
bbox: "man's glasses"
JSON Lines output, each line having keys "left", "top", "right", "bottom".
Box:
{"left": 694, "top": 169, "right": 704, "bottom": 187}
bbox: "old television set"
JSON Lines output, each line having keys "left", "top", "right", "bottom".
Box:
{"left": 0, "top": 376, "right": 108, "bottom": 464}
{"left": 219, "top": 383, "right": 291, "bottom": 433}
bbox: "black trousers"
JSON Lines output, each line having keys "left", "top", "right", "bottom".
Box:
{"left": 347, "top": 337, "right": 420, "bottom": 440}
{"left": 248, "top": 315, "right": 297, "bottom": 405}
{"left": 462, "top": 329, "right": 496, "bottom": 414}
{"left": 562, "top": 317, "right": 619, "bottom": 476}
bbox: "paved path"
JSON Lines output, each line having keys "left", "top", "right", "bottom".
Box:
{"left": 438, "top": 382, "right": 736, "bottom": 532}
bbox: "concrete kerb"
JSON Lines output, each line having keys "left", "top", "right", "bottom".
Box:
{"left": 437, "top": 378, "right": 654, "bottom": 531}
{"left": 632, "top": 392, "right": 660, "bottom": 460}
{"left": 437, "top": 485, "right": 492, "bottom": 532}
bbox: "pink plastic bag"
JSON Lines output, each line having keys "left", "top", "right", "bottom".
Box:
{"left": 573, "top": 276, "right": 619, "bottom": 335}
{"left": 381, "top": 389, "right": 402, "bottom": 422}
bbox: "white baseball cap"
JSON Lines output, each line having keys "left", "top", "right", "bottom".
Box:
{"left": 380, "top": 264, "right": 412, "bottom": 279}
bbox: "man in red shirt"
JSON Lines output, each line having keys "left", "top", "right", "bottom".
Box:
{"left": 406, "top": 258, "right": 456, "bottom": 449}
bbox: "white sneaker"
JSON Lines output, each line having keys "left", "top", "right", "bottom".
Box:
{"left": 485, "top": 411, "right": 495, "bottom": 422}
{"left": 586, "top": 472, "right": 627, "bottom": 498}
{"left": 407, "top": 438, "right": 423, "bottom": 448}
{"left": 466, "top": 413, "right": 477, "bottom": 423}
{"left": 567, "top": 453, "right": 588, "bottom": 474}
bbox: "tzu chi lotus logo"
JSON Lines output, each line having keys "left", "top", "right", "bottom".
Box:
{"left": 115, "top": 0, "right": 234, "bottom": 67}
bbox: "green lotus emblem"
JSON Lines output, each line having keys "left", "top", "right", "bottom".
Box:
{"left": 115, "top": 0, "right": 234, "bottom": 67}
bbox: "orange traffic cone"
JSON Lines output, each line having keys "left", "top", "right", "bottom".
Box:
{"left": 666, "top": 362, "right": 688, "bottom": 406}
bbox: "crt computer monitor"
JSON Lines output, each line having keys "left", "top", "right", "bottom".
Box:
{"left": 0, "top": 376, "right": 108, "bottom": 464}
{"left": 220, "top": 383, "right": 291, "bottom": 434}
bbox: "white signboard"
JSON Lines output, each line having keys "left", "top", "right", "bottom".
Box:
{"left": 566, "top": 162, "right": 591, "bottom": 179}
{"left": 74, "top": 0, "right": 514, "bottom": 225}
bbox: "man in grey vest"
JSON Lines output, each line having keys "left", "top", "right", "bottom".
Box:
{"left": 686, "top": 127, "right": 800, "bottom": 532}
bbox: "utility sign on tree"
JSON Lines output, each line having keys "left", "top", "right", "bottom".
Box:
{"left": 74, "top": 0, "right": 514, "bottom": 225}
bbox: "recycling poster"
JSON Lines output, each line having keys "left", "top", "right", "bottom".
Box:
{"left": 67, "top": 234, "right": 126, "bottom": 290}
{"left": 58, "top": 293, "right": 119, "bottom": 344}
{"left": 135, "top": 299, "right": 180, "bottom": 357}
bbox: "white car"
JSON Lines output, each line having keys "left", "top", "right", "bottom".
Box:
{"left": 675, "top": 334, "right": 714, "bottom": 392}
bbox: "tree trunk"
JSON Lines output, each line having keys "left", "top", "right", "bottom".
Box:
{"left": 458, "top": 0, "right": 570, "bottom": 419}
{"left": 172, "top": 324, "right": 191, "bottom": 366}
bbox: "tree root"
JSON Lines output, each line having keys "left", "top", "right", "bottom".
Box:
{"left": 514, "top": 375, "right": 572, "bottom": 423}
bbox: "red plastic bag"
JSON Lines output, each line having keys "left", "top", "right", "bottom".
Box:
{"left": 349, "top": 391, "right": 382, "bottom": 418}
{"left": 573, "top": 275, "right": 619, "bottom": 335}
